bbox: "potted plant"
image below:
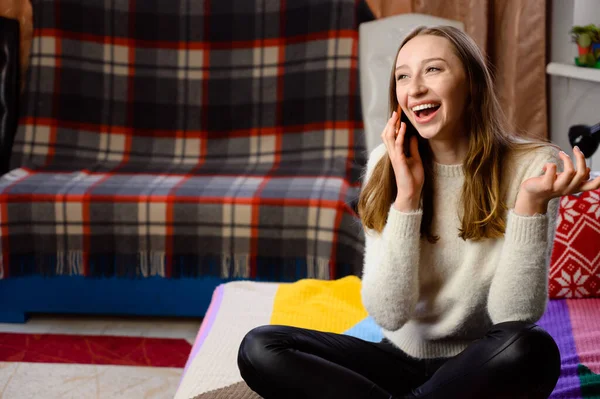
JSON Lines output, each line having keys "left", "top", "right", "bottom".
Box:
{"left": 571, "top": 24, "right": 600, "bottom": 68}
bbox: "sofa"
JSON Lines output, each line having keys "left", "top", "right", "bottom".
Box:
{"left": 0, "top": 0, "right": 376, "bottom": 322}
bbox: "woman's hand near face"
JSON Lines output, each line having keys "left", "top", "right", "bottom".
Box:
{"left": 382, "top": 111, "right": 425, "bottom": 212}
{"left": 515, "top": 146, "right": 600, "bottom": 216}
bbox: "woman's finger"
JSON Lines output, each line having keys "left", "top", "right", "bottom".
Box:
{"left": 542, "top": 163, "right": 557, "bottom": 191}
{"left": 578, "top": 175, "right": 600, "bottom": 193}
{"left": 387, "top": 112, "right": 398, "bottom": 140}
{"left": 566, "top": 146, "right": 589, "bottom": 192}
{"left": 382, "top": 112, "right": 399, "bottom": 151}
{"left": 388, "top": 111, "right": 399, "bottom": 131}
{"left": 395, "top": 122, "right": 406, "bottom": 157}
{"left": 555, "top": 151, "right": 575, "bottom": 192}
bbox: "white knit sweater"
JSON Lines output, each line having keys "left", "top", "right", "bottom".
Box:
{"left": 361, "top": 143, "right": 560, "bottom": 359}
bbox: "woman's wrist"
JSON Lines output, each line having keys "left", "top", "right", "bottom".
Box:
{"left": 393, "top": 196, "right": 420, "bottom": 212}
{"left": 514, "top": 192, "right": 548, "bottom": 216}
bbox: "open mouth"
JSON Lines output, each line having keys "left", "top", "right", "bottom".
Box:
{"left": 412, "top": 103, "right": 441, "bottom": 122}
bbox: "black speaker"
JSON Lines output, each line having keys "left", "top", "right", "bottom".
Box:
{"left": 568, "top": 123, "right": 600, "bottom": 159}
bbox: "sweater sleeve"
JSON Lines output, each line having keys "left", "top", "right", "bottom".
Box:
{"left": 487, "top": 148, "right": 561, "bottom": 324}
{"left": 360, "top": 144, "right": 422, "bottom": 331}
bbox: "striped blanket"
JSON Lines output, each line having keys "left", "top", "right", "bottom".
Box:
{"left": 0, "top": 0, "right": 368, "bottom": 281}
{"left": 175, "top": 277, "right": 600, "bottom": 399}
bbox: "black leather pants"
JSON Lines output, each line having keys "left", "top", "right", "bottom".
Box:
{"left": 237, "top": 321, "right": 561, "bottom": 399}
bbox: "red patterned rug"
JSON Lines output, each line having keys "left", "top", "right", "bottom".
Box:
{"left": 0, "top": 332, "right": 192, "bottom": 367}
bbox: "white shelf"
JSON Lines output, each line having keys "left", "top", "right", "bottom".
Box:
{"left": 546, "top": 62, "right": 600, "bottom": 83}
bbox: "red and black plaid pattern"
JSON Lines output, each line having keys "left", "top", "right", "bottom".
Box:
{"left": 0, "top": 0, "right": 368, "bottom": 281}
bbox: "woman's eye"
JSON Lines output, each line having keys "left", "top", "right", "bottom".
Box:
{"left": 396, "top": 74, "right": 408, "bottom": 81}
{"left": 426, "top": 66, "right": 440, "bottom": 73}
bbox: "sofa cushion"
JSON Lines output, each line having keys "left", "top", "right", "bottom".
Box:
{"left": 0, "top": 163, "right": 364, "bottom": 279}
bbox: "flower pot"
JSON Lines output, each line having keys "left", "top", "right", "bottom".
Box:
{"left": 578, "top": 44, "right": 591, "bottom": 56}
{"left": 592, "top": 42, "right": 600, "bottom": 58}
{"left": 575, "top": 56, "right": 600, "bottom": 69}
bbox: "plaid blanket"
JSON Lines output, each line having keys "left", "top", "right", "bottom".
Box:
{"left": 0, "top": 0, "right": 368, "bottom": 280}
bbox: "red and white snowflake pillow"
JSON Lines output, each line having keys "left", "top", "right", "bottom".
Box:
{"left": 549, "top": 189, "right": 600, "bottom": 299}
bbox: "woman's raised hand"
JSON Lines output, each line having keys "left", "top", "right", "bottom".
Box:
{"left": 381, "top": 111, "right": 424, "bottom": 212}
{"left": 516, "top": 146, "right": 600, "bottom": 216}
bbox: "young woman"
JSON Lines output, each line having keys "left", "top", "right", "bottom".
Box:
{"left": 237, "top": 26, "right": 600, "bottom": 399}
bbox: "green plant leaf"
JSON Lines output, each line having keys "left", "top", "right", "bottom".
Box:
{"left": 578, "top": 33, "right": 592, "bottom": 48}
{"left": 586, "top": 54, "right": 597, "bottom": 66}
{"left": 571, "top": 24, "right": 600, "bottom": 44}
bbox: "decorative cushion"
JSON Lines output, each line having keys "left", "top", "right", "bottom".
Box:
{"left": 549, "top": 189, "right": 600, "bottom": 299}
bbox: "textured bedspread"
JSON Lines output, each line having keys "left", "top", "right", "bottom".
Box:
{"left": 175, "top": 277, "right": 600, "bottom": 399}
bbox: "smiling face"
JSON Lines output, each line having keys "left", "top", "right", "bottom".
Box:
{"left": 394, "top": 35, "right": 469, "bottom": 142}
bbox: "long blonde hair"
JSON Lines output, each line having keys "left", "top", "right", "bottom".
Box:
{"left": 358, "top": 26, "right": 549, "bottom": 242}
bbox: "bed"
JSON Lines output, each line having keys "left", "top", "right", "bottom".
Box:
{"left": 175, "top": 189, "right": 600, "bottom": 399}
{"left": 174, "top": 277, "right": 600, "bottom": 399}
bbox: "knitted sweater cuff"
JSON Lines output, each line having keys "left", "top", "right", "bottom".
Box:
{"left": 504, "top": 209, "right": 548, "bottom": 244}
{"left": 385, "top": 205, "right": 423, "bottom": 238}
